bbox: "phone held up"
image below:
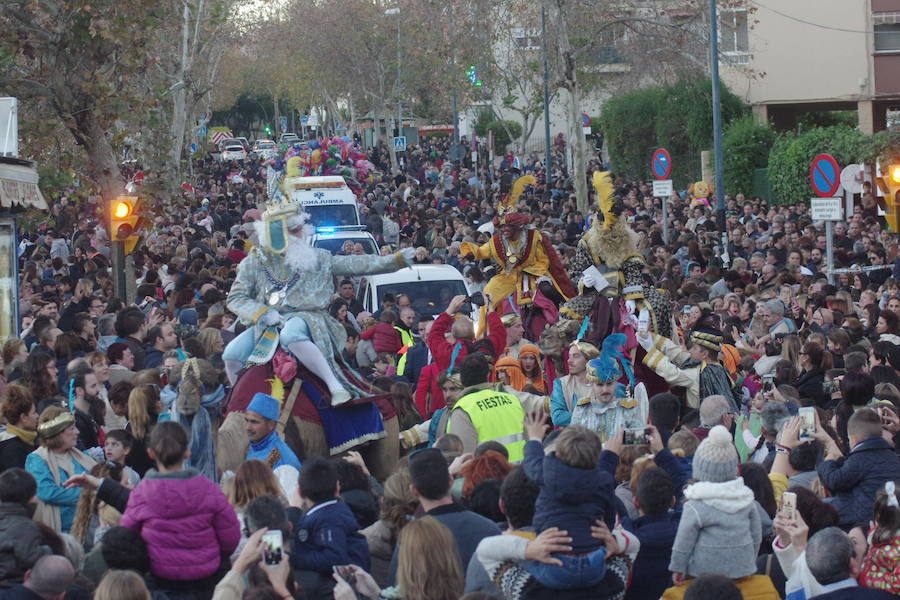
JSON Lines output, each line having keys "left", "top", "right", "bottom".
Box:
{"left": 262, "top": 530, "right": 283, "bottom": 565}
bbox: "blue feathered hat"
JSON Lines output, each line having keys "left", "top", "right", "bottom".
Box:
{"left": 587, "top": 333, "right": 635, "bottom": 388}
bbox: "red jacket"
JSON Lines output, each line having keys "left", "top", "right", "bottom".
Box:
{"left": 427, "top": 311, "right": 506, "bottom": 373}
{"left": 414, "top": 363, "right": 445, "bottom": 418}
{"left": 360, "top": 322, "right": 402, "bottom": 354}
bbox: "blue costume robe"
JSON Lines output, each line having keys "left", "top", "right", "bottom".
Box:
{"left": 246, "top": 430, "right": 302, "bottom": 471}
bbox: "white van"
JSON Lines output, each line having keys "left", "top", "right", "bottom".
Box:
{"left": 310, "top": 228, "right": 378, "bottom": 255}
{"left": 285, "top": 175, "right": 361, "bottom": 228}
{"left": 360, "top": 265, "right": 479, "bottom": 322}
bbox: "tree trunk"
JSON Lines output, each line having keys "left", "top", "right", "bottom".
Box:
{"left": 72, "top": 111, "right": 126, "bottom": 203}
{"left": 384, "top": 108, "right": 398, "bottom": 173}
{"left": 552, "top": 0, "right": 589, "bottom": 214}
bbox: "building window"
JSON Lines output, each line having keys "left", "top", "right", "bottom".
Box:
{"left": 511, "top": 27, "right": 540, "bottom": 51}
{"left": 720, "top": 8, "right": 749, "bottom": 64}
{"left": 874, "top": 12, "right": 900, "bottom": 53}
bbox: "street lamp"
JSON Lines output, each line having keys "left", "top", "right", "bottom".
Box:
{"left": 384, "top": 7, "right": 401, "bottom": 138}
{"left": 709, "top": 0, "right": 727, "bottom": 264}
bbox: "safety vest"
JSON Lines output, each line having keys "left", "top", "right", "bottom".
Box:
{"left": 448, "top": 388, "right": 526, "bottom": 462}
{"left": 394, "top": 326, "right": 415, "bottom": 375}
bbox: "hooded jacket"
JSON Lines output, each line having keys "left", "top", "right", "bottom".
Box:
{"left": 120, "top": 468, "right": 240, "bottom": 581}
{"left": 668, "top": 477, "right": 762, "bottom": 579}
{"left": 522, "top": 439, "right": 617, "bottom": 553}
{"left": 0, "top": 503, "right": 49, "bottom": 588}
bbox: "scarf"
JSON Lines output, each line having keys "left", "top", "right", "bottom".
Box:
{"left": 684, "top": 359, "right": 739, "bottom": 411}
{"left": 32, "top": 446, "right": 97, "bottom": 532}
{"left": 175, "top": 384, "right": 224, "bottom": 483}
{"left": 6, "top": 423, "right": 38, "bottom": 445}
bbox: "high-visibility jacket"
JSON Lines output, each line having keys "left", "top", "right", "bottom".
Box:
{"left": 449, "top": 388, "right": 526, "bottom": 462}
{"left": 394, "top": 326, "right": 415, "bottom": 375}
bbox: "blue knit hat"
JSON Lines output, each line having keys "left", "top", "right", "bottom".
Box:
{"left": 247, "top": 393, "right": 280, "bottom": 422}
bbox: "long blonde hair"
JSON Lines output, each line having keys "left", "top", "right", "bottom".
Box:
{"left": 196, "top": 327, "right": 223, "bottom": 357}
{"left": 127, "top": 370, "right": 162, "bottom": 441}
{"left": 396, "top": 516, "right": 463, "bottom": 600}
{"left": 94, "top": 570, "right": 151, "bottom": 600}
{"left": 71, "top": 462, "right": 122, "bottom": 544}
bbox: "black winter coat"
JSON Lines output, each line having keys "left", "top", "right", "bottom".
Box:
{"left": 0, "top": 503, "right": 49, "bottom": 589}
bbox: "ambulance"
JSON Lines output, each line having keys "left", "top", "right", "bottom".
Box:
{"left": 284, "top": 175, "right": 361, "bottom": 229}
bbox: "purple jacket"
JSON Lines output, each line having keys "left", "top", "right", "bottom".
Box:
{"left": 121, "top": 468, "right": 240, "bottom": 581}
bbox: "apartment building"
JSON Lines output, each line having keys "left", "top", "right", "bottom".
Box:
{"left": 722, "top": 0, "right": 900, "bottom": 133}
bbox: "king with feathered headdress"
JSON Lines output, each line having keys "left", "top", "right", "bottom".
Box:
{"left": 559, "top": 171, "right": 673, "bottom": 345}
{"left": 459, "top": 175, "right": 577, "bottom": 339}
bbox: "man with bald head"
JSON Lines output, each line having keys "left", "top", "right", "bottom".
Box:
{"left": 1, "top": 555, "right": 74, "bottom": 600}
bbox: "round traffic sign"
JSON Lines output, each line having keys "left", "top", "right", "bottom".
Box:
{"left": 809, "top": 153, "right": 841, "bottom": 198}
{"left": 581, "top": 113, "right": 591, "bottom": 127}
{"left": 651, "top": 148, "right": 672, "bottom": 180}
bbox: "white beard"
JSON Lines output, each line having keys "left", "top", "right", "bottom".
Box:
{"left": 284, "top": 235, "right": 318, "bottom": 271}
{"left": 252, "top": 211, "right": 318, "bottom": 271}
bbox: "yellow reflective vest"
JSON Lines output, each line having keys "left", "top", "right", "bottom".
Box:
{"left": 449, "top": 388, "right": 526, "bottom": 462}
{"left": 394, "top": 326, "right": 415, "bottom": 375}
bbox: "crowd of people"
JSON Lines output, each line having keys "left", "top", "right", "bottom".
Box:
{"left": 0, "top": 132, "right": 898, "bottom": 600}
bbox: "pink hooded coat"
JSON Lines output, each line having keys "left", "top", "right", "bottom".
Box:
{"left": 121, "top": 469, "right": 240, "bottom": 581}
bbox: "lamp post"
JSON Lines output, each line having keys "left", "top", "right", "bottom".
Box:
{"left": 542, "top": 6, "right": 552, "bottom": 188}
{"left": 385, "top": 7, "right": 401, "bottom": 138}
{"left": 709, "top": 0, "right": 727, "bottom": 263}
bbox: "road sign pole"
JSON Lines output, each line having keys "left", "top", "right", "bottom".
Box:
{"left": 662, "top": 197, "right": 669, "bottom": 246}
{"left": 112, "top": 240, "right": 126, "bottom": 301}
{"left": 826, "top": 220, "right": 834, "bottom": 285}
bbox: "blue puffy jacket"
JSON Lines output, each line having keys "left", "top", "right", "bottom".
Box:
{"left": 818, "top": 436, "right": 900, "bottom": 525}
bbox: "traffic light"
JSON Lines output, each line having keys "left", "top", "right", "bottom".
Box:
{"left": 467, "top": 65, "right": 483, "bottom": 87}
{"left": 265, "top": 125, "right": 272, "bottom": 135}
{"left": 110, "top": 196, "right": 143, "bottom": 254}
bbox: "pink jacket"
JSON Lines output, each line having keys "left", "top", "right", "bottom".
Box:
{"left": 121, "top": 469, "right": 240, "bottom": 581}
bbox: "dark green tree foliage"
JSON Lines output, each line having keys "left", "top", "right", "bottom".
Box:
{"left": 768, "top": 126, "right": 870, "bottom": 206}
{"left": 723, "top": 116, "right": 776, "bottom": 197}
{"left": 600, "top": 79, "right": 745, "bottom": 188}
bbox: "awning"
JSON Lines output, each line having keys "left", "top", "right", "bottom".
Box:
{"left": 0, "top": 160, "right": 47, "bottom": 211}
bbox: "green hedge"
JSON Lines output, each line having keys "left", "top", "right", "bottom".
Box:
{"left": 723, "top": 116, "right": 776, "bottom": 197}
{"left": 600, "top": 78, "right": 745, "bottom": 188}
{"left": 767, "top": 126, "right": 870, "bottom": 205}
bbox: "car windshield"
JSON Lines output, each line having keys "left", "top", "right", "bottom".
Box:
{"left": 304, "top": 205, "right": 359, "bottom": 227}
{"left": 224, "top": 145, "right": 243, "bottom": 151}
{"left": 314, "top": 237, "right": 377, "bottom": 255}
{"left": 257, "top": 142, "right": 274, "bottom": 149}
{"left": 376, "top": 280, "right": 467, "bottom": 317}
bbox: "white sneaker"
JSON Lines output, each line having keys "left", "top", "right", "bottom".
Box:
{"left": 330, "top": 389, "right": 352, "bottom": 406}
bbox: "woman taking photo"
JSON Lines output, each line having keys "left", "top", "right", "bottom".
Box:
{"left": 336, "top": 516, "right": 463, "bottom": 600}
{"left": 25, "top": 406, "right": 96, "bottom": 533}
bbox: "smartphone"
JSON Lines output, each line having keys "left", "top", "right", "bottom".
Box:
{"left": 335, "top": 565, "right": 357, "bottom": 586}
{"left": 623, "top": 428, "right": 649, "bottom": 446}
{"left": 762, "top": 374, "right": 774, "bottom": 395}
{"left": 262, "top": 530, "right": 283, "bottom": 565}
{"left": 798, "top": 407, "right": 816, "bottom": 441}
{"left": 782, "top": 491, "right": 797, "bottom": 520}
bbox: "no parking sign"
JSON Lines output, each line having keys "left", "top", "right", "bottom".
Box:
{"left": 810, "top": 153, "right": 841, "bottom": 198}
{"left": 651, "top": 148, "right": 672, "bottom": 180}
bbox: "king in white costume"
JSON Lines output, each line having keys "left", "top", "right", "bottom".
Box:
{"left": 223, "top": 195, "right": 414, "bottom": 404}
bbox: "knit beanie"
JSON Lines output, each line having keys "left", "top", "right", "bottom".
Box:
{"left": 692, "top": 425, "right": 739, "bottom": 483}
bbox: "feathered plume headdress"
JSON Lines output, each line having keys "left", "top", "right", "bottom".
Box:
{"left": 587, "top": 333, "right": 635, "bottom": 388}
{"left": 498, "top": 175, "right": 536, "bottom": 225}
{"left": 591, "top": 171, "right": 617, "bottom": 229}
